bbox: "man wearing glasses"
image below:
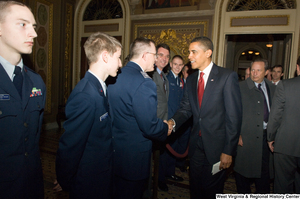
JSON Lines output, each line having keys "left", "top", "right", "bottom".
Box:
{"left": 108, "top": 37, "right": 172, "bottom": 199}
{"left": 151, "top": 43, "right": 180, "bottom": 192}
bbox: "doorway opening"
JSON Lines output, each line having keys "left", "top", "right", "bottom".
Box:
{"left": 224, "top": 34, "right": 292, "bottom": 80}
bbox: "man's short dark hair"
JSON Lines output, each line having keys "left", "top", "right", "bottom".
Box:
{"left": 251, "top": 58, "right": 269, "bottom": 71}
{"left": 191, "top": 36, "right": 214, "bottom": 57}
{"left": 129, "top": 37, "right": 155, "bottom": 60}
{"left": 171, "top": 55, "right": 183, "bottom": 62}
{"left": 156, "top": 43, "right": 170, "bottom": 53}
{"left": 272, "top": 64, "right": 284, "bottom": 73}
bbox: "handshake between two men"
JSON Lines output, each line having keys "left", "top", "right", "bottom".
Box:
{"left": 164, "top": 119, "right": 175, "bottom": 136}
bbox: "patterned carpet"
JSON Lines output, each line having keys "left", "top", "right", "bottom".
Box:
{"left": 40, "top": 128, "right": 271, "bottom": 199}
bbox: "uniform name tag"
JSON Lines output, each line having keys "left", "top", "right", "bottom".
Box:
{"left": 100, "top": 112, "right": 108, "bottom": 121}
{"left": 0, "top": 94, "right": 10, "bottom": 100}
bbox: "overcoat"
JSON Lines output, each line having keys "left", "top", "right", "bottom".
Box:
{"left": 234, "top": 77, "right": 275, "bottom": 178}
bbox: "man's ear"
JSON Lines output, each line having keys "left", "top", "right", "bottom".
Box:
{"left": 264, "top": 69, "right": 270, "bottom": 76}
{"left": 142, "top": 52, "right": 147, "bottom": 61}
{"left": 206, "top": 49, "right": 212, "bottom": 58}
{"left": 297, "top": 64, "right": 300, "bottom": 76}
{"left": 102, "top": 51, "right": 108, "bottom": 63}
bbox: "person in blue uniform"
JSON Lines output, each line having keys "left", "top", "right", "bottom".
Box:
{"left": 56, "top": 32, "right": 122, "bottom": 199}
{"left": 0, "top": 1, "right": 46, "bottom": 198}
{"left": 108, "top": 37, "right": 172, "bottom": 199}
{"left": 159, "top": 55, "right": 191, "bottom": 190}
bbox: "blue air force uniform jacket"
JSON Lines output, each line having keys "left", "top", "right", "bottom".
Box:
{"left": 56, "top": 71, "right": 113, "bottom": 198}
{"left": 0, "top": 64, "right": 46, "bottom": 198}
{"left": 166, "top": 72, "right": 184, "bottom": 119}
{"left": 108, "top": 61, "right": 168, "bottom": 181}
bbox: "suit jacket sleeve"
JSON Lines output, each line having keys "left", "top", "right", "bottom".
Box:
{"left": 56, "top": 92, "right": 95, "bottom": 191}
{"left": 223, "top": 71, "right": 242, "bottom": 155}
{"left": 132, "top": 80, "right": 168, "bottom": 141}
{"left": 267, "top": 81, "right": 285, "bottom": 141}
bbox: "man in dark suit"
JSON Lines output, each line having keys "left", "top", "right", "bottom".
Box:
{"left": 168, "top": 36, "right": 242, "bottom": 199}
{"left": 267, "top": 56, "right": 300, "bottom": 193}
{"left": 234, "top": 59, "right": 275, "bottom": 193}
{"left": 0, "top": 2, "right": 46, "bottom": 198}
{"left": 150, "top": 43, "right": 172, "bottom": 191}
{"left": 108, "top": 37, "right": 172, "bottom": 199}
{"left": 56, "top": 32, "right": 122, "bottom": 198}
{"left": 153, "top": 43, "right": 170, "bottom": 121}
{"left": 271, "top": 64, "right": 284, "bottom": 85}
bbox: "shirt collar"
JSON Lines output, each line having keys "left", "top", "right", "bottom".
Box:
{"left": 131, "top": 61, "right": 144, "bottom": 72}
{"left": 198, "top": 61, "right": 213, "bottom": 77}
{"left": 0, "top": 55, "right": 23, "bottom": 81}
{"left": 88, "top": 69, "right": 107, "bottom": 96}
{"left": 254, "top": 80, "right": 266, "bottom": 88}
{"left": 156, "top": 67, "right": 162, "bottom": 74}
{"left": 170, "top": 70, "right": 177, "bottom": 79}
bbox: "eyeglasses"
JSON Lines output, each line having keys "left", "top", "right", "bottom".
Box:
{"left": 157, "top": 53, "right": 170, "bottom": 59}
{"left": 146, "top": 52, "right": 157, "bottom": 58}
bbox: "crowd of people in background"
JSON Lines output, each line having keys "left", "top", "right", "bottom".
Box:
{"left": 1, "top": 1, "right": 300, "bottom": 199}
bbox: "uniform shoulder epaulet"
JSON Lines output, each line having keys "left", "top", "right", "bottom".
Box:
{"left": 140, "top": 71, "right": 151, "bottom": 79}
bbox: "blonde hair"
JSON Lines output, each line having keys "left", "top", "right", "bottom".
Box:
{"left": 0, "top": 1, "right": 30, "bottom": 23}
{"left": 84, "top": 32, "right": 122, "bottom": 65}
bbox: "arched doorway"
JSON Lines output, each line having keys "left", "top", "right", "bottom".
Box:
{"left": 72, "top": 0, "right": 131, "bottom": 87}
{"left": 213, "top": 0, "right": 300, "bottom": 78}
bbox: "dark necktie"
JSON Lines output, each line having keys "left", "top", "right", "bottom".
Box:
{"left": 13, "top": 66, "right": 23, "bottom": 98}
{"left": 197, "top": 72, "right": 204, "bottom": 136}
{"left": 197, "top": 72, "right": 205, "bottom": 108}
{"left": 258, "top": 84, "right": 269, "bottom": 122}
{"left": 160, "top": 73, "right": 166, "bottom": 93}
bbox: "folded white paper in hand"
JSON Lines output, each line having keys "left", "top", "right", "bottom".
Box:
{"left": 212, "top": 161, "right": 222, "bottom": 175}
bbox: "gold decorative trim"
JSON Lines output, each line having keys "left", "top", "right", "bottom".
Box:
{"left": 230, "top": 15, "right": 289, "bottom": 27}
{"left": 134, "top": 21, "right": 208, "bottom": 38}
{"left": 64, "top": 3, "right": 73, "bottom": 104}
{"left": 134, "top": 21, "right": 208, "bottom": 63}
{"left": 33, "top": 0, "right": 53, "bottom": 114}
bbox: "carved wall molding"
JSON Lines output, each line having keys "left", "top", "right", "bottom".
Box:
{"left": 131, "top": 9, "right": 214, "bottom": 20}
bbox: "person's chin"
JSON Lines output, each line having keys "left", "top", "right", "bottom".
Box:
{"left": 111, "top": 72, "right": 117, "bottom": 77}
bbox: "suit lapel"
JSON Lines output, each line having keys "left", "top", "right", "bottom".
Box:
{"left": 190, "top": 72, "right": 199, "bottom": 111}
{"left": 162, "top": 72, "right": 169, "bottom": 99}
{"left": 155, "top": 72, "right": 165, "bottom": 94}
{"left": 201, "top": 65, "right": 219, "bottom": 109}
{"left": 265, "top": 81, "right": 272, "bottom": 107}
{"left": 0, "top": 63, "right": 20, "bottom": 100}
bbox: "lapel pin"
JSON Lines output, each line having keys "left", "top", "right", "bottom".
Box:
{"left": 211, "top": 79, "right": 214, "bottom": 81}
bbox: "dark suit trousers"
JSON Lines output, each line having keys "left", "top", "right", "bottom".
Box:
{"left": 274, "top": 152, "right": 300, "bottom": 193}
{"left": 113, "top": 175, "right": 147, "bottom": 199}
{"left": 235, "top": 130, "right": 270, "bottom": 193}
{"left": 190, "top": 136, "right": 226, "bottom": 199}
